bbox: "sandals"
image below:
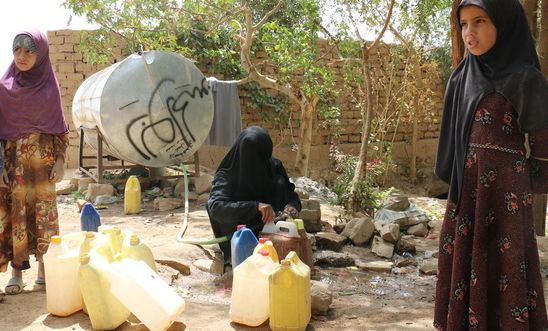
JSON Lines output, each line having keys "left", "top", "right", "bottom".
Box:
{"left": 5, "top": 276, "right": 26, "bottom": 295}
{"left": 35, "top": 277, "right": 46, "bottom": 286}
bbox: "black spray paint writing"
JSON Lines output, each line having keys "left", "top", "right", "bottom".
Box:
{"left": 124, "top": 77, "right": 209, "bottom": 161}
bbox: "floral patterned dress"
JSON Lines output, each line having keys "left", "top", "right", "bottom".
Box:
{"left": 0, "top": 133, "right": 68, "bottom": 272}
{"left": 434, "top": 92, "right": 548, "bottom": 330}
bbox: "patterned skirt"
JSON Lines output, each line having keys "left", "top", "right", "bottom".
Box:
{"left": 0, "top": 133, "right": 64, "bottom": 272}
{"left": 433, "top": 141, "right": 548, "bottom": 330}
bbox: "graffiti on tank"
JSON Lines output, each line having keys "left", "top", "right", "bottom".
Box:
{"left": 124, "top": 77, "right": 210, "bottom": 161}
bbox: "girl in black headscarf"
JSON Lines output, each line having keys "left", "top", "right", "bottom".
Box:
{"left": 207, "top": 126, "right": 301, "bottom": 264}
{"left": 434, "top": 0, "right": 548, "bottom": 329}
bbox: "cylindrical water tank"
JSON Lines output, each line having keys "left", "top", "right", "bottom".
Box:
{"left": 72, "top": 51, "right": 214, "bottom": 167}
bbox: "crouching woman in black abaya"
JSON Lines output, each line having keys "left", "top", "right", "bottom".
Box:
{"left": 206, "top": 126, "right": 301, "bottom": 264}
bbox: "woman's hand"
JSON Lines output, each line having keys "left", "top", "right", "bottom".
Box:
{"left": 283, "top": 205, "right": 299, "bottom": 218}
{"left": 258, "top": 202, "right": 275, "bottom": 223}
{"left": 49, "top": 157, "right": 64, "bottom": 183}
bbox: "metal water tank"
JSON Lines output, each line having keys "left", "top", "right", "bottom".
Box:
{"left": 72, "top": 51, "right": 214, "bottom": 167}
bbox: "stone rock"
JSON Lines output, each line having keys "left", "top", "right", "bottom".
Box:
{"left": 380, "top": 194, "right": 410, "bottom": 211}
{"left": 406, "top": 223, "right": 429, "bottom": 237}
{"left": 340, "top": 217, "right": 375, "bottom": 246}
{"left": 311, "top": 280, "right": 332, "bottom": 315}
{"left": 371, "top": 236, "right": 394, "bottom": 259}
{"left": 379, "top": 223, "right": 400, "bottom": 243}
{"left": 395, "top": 237, "right": 417, "bottom": 254}
{"left": 419, "top": 258, "right": 438, "bottom": 275}
{"left": 374, "top": 221, "right": 385, "bottom": 232}
{"left": 76, "top": 199, "right": 88, "bottom": 212}
{"left": 174, "top": 180, "right": 199, "bottom": 200}
{"left": 94, "top": 195, "right": 118, "bottom": 205}
{"left": 392, "top": 266, "right": 416, "bottom": 275}
{"left": 153, "top": 197, "right": 183, "bottom": 211}
{"left": 333, "top": 223, "right": 346, "bottom": 234}
{"left": 197, "top": 193, "right": 209, "bottom": 204}
{"left": 393, "top": 256, "right": 418, "bottom": 268}
{"left": 85, "top": 183, "right": 114, "bottom": 202}
{"left": 78, "top": 177, "right": 95, "bottom": 193}
{"left": 162, "top": 186, "right": 174, "bottom": 197}
{"left": 313, "top": 251, "right": 355, "bottom": 267}
{"left": 194, "top": 174, "right": 213, "bottom": 195}
{"left": 301, "top": 199, "right": 321, "bottom": 210}
{"left": 424, "top": 250, "right": 439, "bottom": 259}
{"left": 193, "top": 258, "right": 223, "bottom": 275}
{"left": 374, "top": 206, "right": 430, "bottom": 230}
{"left": 299, "top": 209, "right": 322, "bottom": 233}
{"left": 426, "top": 175, "right": 449, "bottom": 197}
{"left": 295, "top": 188, "right": 310, "bottom": 200}
{"left": 315, "top": 232, "right": 347, "bottom": 252}
{"left": 56, "top": 182, "right": 76, "bottom": 195}
{"left": 355, "top": 260, "right": 393, "bottom": 273}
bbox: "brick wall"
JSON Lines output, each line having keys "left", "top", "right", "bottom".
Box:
{"left": 47, "top": 29, "right": 443, "bottom": 170}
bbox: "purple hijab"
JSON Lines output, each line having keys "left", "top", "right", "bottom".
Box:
{"left": 0, "top": 29, "right": 68, "bottom": 141}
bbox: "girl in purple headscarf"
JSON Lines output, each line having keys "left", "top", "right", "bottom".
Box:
{"left": 0, "top": 29, "right": 69, "bottom": 295}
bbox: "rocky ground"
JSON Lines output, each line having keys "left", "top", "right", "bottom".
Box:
{"left": 1, "top": 169, "right": 548, "bottom": 331}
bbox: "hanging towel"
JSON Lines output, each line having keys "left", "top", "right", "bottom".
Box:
{"left": 205, "top": 77, "right": 242, "bottom": 146}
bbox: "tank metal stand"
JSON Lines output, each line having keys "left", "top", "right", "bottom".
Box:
{"left": 78, "top": 127, "right": 200, "bottom": 184}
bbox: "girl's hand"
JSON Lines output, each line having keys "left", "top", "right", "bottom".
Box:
{"left": 49, "top": 157, "right": 64, "bottom": 183}
{"left": 258, "top": 203, "right": 275, "bottom": 223}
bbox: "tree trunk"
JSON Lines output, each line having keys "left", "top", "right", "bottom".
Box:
{"left": 410, "top": 62, "right": 423, "bottom": 182}
{"left": 523, "top": 0, "right": 539, "bottom": 40}
{"left": 451, "top": 0, "right": 465, "bottom": 68}
{"left": 294, "top": 95, "right": 320, "bottom": 176}
{"left": 347, "top": 53, "right": 373, "bottom": 212}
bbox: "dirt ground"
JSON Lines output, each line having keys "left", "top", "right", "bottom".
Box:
{"left": 1, "top": 170, "right": 548, "bottom": 331}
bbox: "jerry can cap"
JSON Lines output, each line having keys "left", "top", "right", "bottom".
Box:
{"left": 80, "top": 255, "right": 90, "bottom": 264}
{"left": 130, "top": 234, "right": 140, "bottom": 245}
{"left": 50, "top": 236, "right": 62, "bottom": 244}
{"left": 236, "top": 224, "right": 246, "bottom": 230}
{"left": 280, "top": 259, "right": 290, "bottom": 266}
{"left": 259, "top": 237, "right": 269, "bottom": 243}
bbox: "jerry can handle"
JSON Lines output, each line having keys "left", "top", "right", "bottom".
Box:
{"left": 275, "top": 221, "right": 300, "bottom": 237}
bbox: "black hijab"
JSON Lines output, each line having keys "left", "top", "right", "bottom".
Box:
{"left": 435, "top": 0, "right": 548, "bottom": 203}
{"left": 216, "top": 126, "right": 275, "bottom": 202}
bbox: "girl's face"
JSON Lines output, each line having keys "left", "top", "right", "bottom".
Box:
{"left": 13, "top": 47, "right": 37, "bottom": 71}
{"left": 459, "top": 5, "right": 497, "bottom": 56}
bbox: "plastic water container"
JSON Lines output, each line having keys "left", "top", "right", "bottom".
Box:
{"left": 98, "top": 226, "right": 124, "bottom": 260}
{"left": 231, "top": 225, "right": 259, "bottom": 268}
{"left": 124, "top": 175, "right": 141, "bottom": 214}
{"left": 260, "top": 221, "right": 306, "bottom": 267}
{"left": 43, "top": 236, "right": 84, "bottom": 317}
{"left": 230, "top": 250, "right": 278, "bottom": 326}
{"left": 107, "top": 259, "right": 186, "bottom": 331}
{"left": 121, "top": 233, "right": 156, "bottom": 271}
{"left": 79, "top": 254, "right": 130, "bottom": 330}
{"left": 62, "top": 231, "right": 86, "bottom": 251}
{"left": 269, "top": 254, "right": 311, "bottom": 331}
{"left": 80, "top": 203, "right": 101, "bottom": 231}
{"left": 80, "top": 231, "right": 113, "bottom": 262}
{"left": 291, "top": 219, "right": 314, "bottom": 273}
{"left": 253, "top": 238, "right": 279, "bottom": 263}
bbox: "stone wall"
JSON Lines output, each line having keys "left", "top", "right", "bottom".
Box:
{"left": 47, "top": 29, "right": 443, "bottom": 176}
